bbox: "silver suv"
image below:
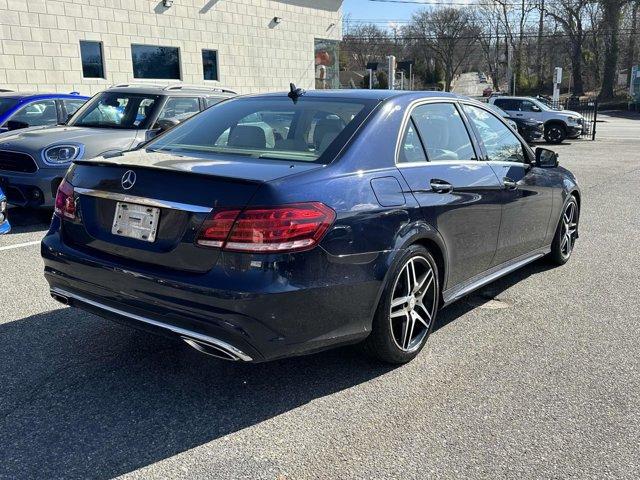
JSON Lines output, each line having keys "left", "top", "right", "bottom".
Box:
{"left": 488, "top": 96, "right": 585, "bottom": 144}
{"left": 0, "top": 83, "right": 235, "bottom": 207}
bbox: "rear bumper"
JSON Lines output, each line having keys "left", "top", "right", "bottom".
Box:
{"left": 42, "top": 225, "right": 383, "bottom": 362}
{"left": 0, "top": 169, "right": 64, "bottom": 207}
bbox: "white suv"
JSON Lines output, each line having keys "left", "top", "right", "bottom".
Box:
{"left": 488, "top": 96, "right": 585, "bottom": 144}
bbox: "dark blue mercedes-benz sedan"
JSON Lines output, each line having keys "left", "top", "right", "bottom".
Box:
{"left": 42, "top": 89, "right": 580, "bottom": 364}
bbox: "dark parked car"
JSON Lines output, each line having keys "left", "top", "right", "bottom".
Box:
{"left": 0, "top": 84, "right": 234, "bottom": 208}
{"left": 43, "top": 90, "right": 581, "bottom": 364}
{"left": 487, "top": 103, "right": 544, "bottom": 143}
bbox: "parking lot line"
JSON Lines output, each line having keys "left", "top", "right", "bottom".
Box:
{"left": 0, "top": 240, "right": 41, "bottom": 251}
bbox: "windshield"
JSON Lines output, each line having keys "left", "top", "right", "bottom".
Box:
{"left": 147, "top": 96, "right": 377, "bottom": 164}
{"left": 69, "top": 92, "right": 159, "bottom": 129}
{"left": 532, "top": 99, "right": 553, "bottom": 111}
{"left": 0, "top": 98, "right": 19, "bottom": 117}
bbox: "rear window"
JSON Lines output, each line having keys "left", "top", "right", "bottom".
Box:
{"left": 147, "top": 96, "right": 377, "bottom": 163}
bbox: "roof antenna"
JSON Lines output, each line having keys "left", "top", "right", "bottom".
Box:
{"left": 288, "top": 83, "right": 305, "bottom": 103}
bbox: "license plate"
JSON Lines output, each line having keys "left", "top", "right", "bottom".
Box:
{"left": 111, "top": 202, "right": 160, "bottom": 242}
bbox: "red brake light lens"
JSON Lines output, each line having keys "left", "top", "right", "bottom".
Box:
{"left": 54, "top": 179, "right": 76, "bottom": 219}
{"left": 196, "top": 202, "right": 336, "bottom": 253}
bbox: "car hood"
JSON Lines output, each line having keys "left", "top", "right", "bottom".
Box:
{"left": 76, "top": 148, "right": 325, "bottom": 183}
{"left": 0, "top": 126, "right": 139, "bottom": 155}
{"left": 555, "top": 110, "right": 583, "bottom": 119}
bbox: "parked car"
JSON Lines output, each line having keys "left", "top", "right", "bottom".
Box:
{"left": 0, "top": 91, "right": 89, "bottom": 133}
{"left": 486, "top": 103, "right": 544, "bottom": 143}
{"left": 43, "top": 90, "right": 580, "bottom": 365}
{"left": 488, "top": 95, "right": 585, "bottom": 144}
{"left": 0, "top": 84, "right": 235, "bottom": 208}
{"left": 0, "top": 186, "right": 9, "bottom": 234}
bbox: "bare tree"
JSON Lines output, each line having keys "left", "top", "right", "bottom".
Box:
{"left": 626, "top": 1, "right": 640, "bottom": 85}
{"left": 599, "top": 0, "right": 629, "bottom": 98}
{"left": 341, "top": 24, "right": 390, "bottom": 71}
{"left": 407, "top": 8, "right": 480, "bottom": 92}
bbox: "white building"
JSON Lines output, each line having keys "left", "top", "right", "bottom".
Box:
{"left": 0, "top": 0, "right": 342, "bottom": 95}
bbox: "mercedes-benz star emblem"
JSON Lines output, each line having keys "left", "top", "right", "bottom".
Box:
{"left": 121, "top": 170, "right": 136, "bottom": 190}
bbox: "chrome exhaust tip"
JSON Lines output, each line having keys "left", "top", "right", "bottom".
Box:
{"left": 181, "top": 336, "right": 245, "bottom": 361}
{"left": 51, "top": 291, "right": 69, "bottom": 305}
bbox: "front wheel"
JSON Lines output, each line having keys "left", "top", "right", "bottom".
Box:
{"left": 363, "top": 246, "right": 440, "bottom": 364}
{"left": 544, "top": 124, "right": 567, "bottom": 144}
{"left": 549, "top": 196, "right": 579, "bottom": 265}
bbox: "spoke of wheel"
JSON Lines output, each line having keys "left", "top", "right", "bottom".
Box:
{"left": 414, "top": 269, "right": 433, "bottom": 296}
{"left": 404, "top": 264, "right": 413, "bottom": 295}
{"left": 400, "top": 314, "right": 411, "bottom": 349}
{"left": 391, "top": 307, "right": 408, "bottom": 318}
{"left": 412, "top": 308, "right": 429, "bottom": 328}
{"left": 416, "top": 274, "right": 434, "bottom": 302}
{"left": 560, "top": 235, "right": 568, "bottom": 252}
{"left": 409, "top": 260, "right": 418, "bottom": 293}
{"left": 391, "top": 296, "right": 409, "bottom": 309}
{"left": 405, "top": 315, "right": 415, "bottom": 349}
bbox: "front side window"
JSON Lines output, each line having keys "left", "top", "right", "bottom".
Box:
{"left": 204, "top": 96, "right": 226, "bottom": 108}
{"left": 463, "top": 104, "right": 525, "bottom": 163}
{"left": 80, "top": 41, "right": 105, "bottom": 78}
{"left": 494, "top": 99, "right": 515, "bottom": 110}
{"left": 202, "top": 50, "right": 219, "bottom": 81}
{"left": 69, "top": 92, "right": 158, "bottom": 129}
{"left": 132, "top": 45, "right": 180, "bottom": 80}
{"left": 9, "top": 100, "right": 58, "bottom": 127}
{"left": 147, "top": 97, "right": 376, "bottom": 163}
{"left": 157, "top": 97, "right": 200, "bottom": 124}
{"left": 411, "top": 103, "right": 475, "bottom": 161}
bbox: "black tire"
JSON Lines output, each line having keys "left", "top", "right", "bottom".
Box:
{"left": 363, "top": 245, "right": 440, "bottom": 364}
{"left": 549, "top": 195, "right": 579, "bottom": 265}
{"left": 544, "top": 123, "right": 567, "bottom": 144}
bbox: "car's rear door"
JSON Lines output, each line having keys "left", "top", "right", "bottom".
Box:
{"left": 396, "top": 101, "right": 503, "bottom": 288}
{"left": 461, "top": 103, "right": 554, "bottom": 265}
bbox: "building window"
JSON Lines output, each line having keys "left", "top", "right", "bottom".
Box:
{"left": 131, "top": 44, "right": 181, "bottom": 80}
{"left": 80, "top": 41, "right": 105, "bottom": 79}
{"left": 202, "top": 50, "right": 219, "bottom": 81}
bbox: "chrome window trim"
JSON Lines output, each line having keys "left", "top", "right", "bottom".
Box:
{"left": 74, "top": 187, "right": 212, "bottom": 213}
{"left": 394, "top": 98, "right": 480, "bottom": 167}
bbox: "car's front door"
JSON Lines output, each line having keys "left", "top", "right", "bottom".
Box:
{"left": 462, "top": 103, "right": 554, "bottom": 265}
{"left": 396, "top": 101, "right": 504, "bottom": 288}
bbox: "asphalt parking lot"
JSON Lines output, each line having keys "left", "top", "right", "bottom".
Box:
{"left": 1, "top": 113, "right": 639, "bottom": 480}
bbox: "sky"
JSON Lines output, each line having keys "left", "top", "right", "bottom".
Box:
{"left": 342, "top": 0, "right": 423, "bottom": 26}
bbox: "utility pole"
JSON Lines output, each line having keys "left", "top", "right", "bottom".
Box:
{"left": 536, "top": 0, "right": 545, "bottom": 89}
{"left": 388, "top": 55, "right": 396, "bottom": 90}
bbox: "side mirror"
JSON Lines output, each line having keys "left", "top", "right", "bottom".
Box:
{"left": 535, "top": 147, "right": 559, "bottom": 168}
{"left": 531, "top": 105, "right": 541, "bottom": 112}
{"left": 6, "top": 120, "right": 29, "bottom": 131}
{"left": 154, "top": 118, "right": 180, "bottom": 132}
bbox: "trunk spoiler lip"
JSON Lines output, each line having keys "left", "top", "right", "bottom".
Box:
{"left": 74, "top": 187, "right": 214, "bottom": 213}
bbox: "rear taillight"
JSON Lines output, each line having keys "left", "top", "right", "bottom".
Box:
{"left": 54, "top": 179, "right": 76, "bottom": 220}
{"left": 196, "top": 202, "right": 335, "bottom": 253}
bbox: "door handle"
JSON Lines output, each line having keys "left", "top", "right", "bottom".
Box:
{"left": 503, "top": 177, "right": 518, "bottom": 190}
{"left": 430, "top": 179, "right": 453, "bottom": 194}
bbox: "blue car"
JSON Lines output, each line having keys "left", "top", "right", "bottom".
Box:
{"left": 43, "top": 89, "right": 580, "bottom": 364}
{"left": 0, "top": 91, "right": 90, "bottom": 133}
{"left": 0, "top": 187, "right": 9, "bottom": 234}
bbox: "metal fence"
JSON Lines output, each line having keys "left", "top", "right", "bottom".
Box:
{"left": 537, "top": 96, "right": 599, "bottom": 140}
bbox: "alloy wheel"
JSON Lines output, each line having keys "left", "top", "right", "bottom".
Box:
{"left": 389, "top": 256, "right": 437, "bottom": 352}
{"left": 560, "top": 201, "right": 578, "bottom": 258}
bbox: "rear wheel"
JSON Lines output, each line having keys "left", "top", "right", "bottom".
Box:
{"left": 363, "top": 246, "right": 439, "bottom": 364}
{"left": 544, "top": 123, "right": 566, "bottom": 144}
{"left": 549, "top": 196, "right": 579, "bottom": 265}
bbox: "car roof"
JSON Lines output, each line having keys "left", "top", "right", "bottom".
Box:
{"left": 105, "top": 83, "right": 236, "bottom": 97}
{"left": 492, "top": 96, "right": 535, "bottom": 101}
{"left": 242, "top": 89, "right": 464, "bottom": 102}
{"left": 0, "top": 92, "right": 89, "bottom": 100}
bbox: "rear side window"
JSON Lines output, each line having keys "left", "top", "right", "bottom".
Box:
{"left": 147, "top": 97, "right": 376, "bottom": 163}
{"left": 204, "top": 96, "right": 226, "bottom": 108}
{"left": 398, "top": 120, "right": 427, "bottom": 164}
{"left": 411, "top": 103, "right": 475, "bottom": 161}
{"left": 494, "top": 99, "right": 515, "bottom": 110}
{"left": 62, "top": 99, "right": 86, "bottom": 116}
{"left": 158, "top": 97, "right": 200, "bottom": 123}
{"left": 463, "top": 104, "right": 525, "bottom": 163}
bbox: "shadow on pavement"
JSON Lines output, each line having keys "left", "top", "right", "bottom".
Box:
{"left": 0, "top": 259, "right": 555, "bottom": 479}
